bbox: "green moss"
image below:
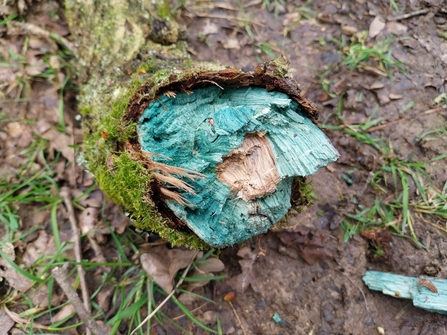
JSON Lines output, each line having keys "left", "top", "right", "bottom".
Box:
{"left": 93, "top": 151, "right": 209, "bottom": 249}
{"left": 157, "top": 0, "right": 171, "bottom": 19}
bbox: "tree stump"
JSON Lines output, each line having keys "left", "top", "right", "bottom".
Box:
{"left": 66, "top": 0, "right": 339, "bottom": 248}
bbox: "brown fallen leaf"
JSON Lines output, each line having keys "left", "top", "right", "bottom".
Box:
{"left": 97, "top": 286, "right": 115, "bottom": 313}
{"left": 226, "top": 246, "right": 265, "bottom": 294}
{"left": 78, "top": 207, "right": 99, "bottom": 235}
{"left": 369, "top": 16, "right": 385, "bottom": 38}
{"left": 140, "top": 245, "right": 197, "bottom": 293}
{"left": 0, "top": 243, "right": 57, "bottom": 307}
{"left": 275, "top": 227, "right": 332, "bottom": 265}
{"left": 0, "top": 308, "right": 15, "bottom": 335}
{"left": 41, "top": 128, "right": 75, "bottom": 165}
{"left": 178, "top": 253, "right": 225, "bottom": 304}
{"left": 22, "top": 230, "right": 57, "bottom": 266}
{"left": 51, "top": 304, "right": 75, "bottom": 323}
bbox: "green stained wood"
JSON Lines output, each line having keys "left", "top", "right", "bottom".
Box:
{"left": 137, "top": 86, "right": 339, "bottom": 247}
{"left": 363, "top": 271, "right": 447, "bottom": 315}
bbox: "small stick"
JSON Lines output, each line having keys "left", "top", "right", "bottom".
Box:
{"left": 344, "top": 274, "right": 369, "bottom": 313}
{"left": 387, "top": 9, "right": 429, "bottom": 21}
{"left": 60, "top": 187, "right": 92, "bottom": 335}
{"left": 366, "top": 118, "right": 405, "bottom": 133}
{"left": 131, "top": 251, "right": 199, "bottom": 335}
{"left": 424, "top": 106, "right": 447, "bottom": 114}
{"left": 227, "top": 300, "right": 247, "bottom": 335}
{"left": 52, "top": 264, "right": 108, "bottom": 335}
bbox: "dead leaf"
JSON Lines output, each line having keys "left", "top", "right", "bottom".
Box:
{"left": 276, "top": 227, "right": 332, "bottom": 265}
{"left": 41, "top": 128, "right": 75, "bottom": 165}
{"left": 202, "top": 19, "right": 219, "bottom": 35}
{"left": 5, "top": 122, "right": 23, "bottom": 138}
{"left": 369, "top": 16, "right": 385, "bottom": 38}
{"left": 24, "top": 58, "right": 47, "bottom": 76}
{"left": 222, "top": 38, "right": 240, "bottom": 50}
{"left": 51, "top": 304, "right": 75, "bottom": 323}
{"left": 226, "top": 247, "right": 265, "bottom": 294}
{"left": 71, "top": 189, "right": 103, "bottom": 208}
{"left": 22, "top": 230, "right": 56, "bottom": 266}
{"left": 369, "top": 80, "right": 385, "bottom": 90}
{"left": 389, "top": 93, "right": 403, "bottom": 100}
{"left": 140, "top": 245, "right": 197, "bottom": 293}
{"left": 385, "top": 22, "right": 407, "bottom": 35}
{"left": 178, "top": 253, "right": 225, "bottom": 304}
{"left": 97, "top": 286, "right": 115, "bottom": 313}
{"left": 0, "top": 308, "right": 15, "bottom": 335}
{"left": 78, "top": 207, "right": 99, "bottom": 235}
{"left": 0, "top": 243, "right": 54, "bottom": 307}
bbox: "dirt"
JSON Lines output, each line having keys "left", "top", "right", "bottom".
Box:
{"left": 176, "top": 1, "right": 447, "bottom": 334}
{"left": 1, "top": 0, "right": 447, "bottom": 334}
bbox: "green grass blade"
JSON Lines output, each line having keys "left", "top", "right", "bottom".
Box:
{"left": 170, "top": 296, "right": 217, "bottom": 334}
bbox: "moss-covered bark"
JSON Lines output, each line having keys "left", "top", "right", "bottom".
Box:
{"left": 65, "top": 0, "right": 332, "bottom": 249}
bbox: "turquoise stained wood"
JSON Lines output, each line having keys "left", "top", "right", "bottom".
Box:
{"left": 363, "top": 271, "right": 447, "bottom": 315}
{"left": 137, "top": 86, "right": 339, "bottom": 247}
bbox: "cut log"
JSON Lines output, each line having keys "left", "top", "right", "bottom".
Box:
{"left": 363, "top": 271, "right": 447, "bottom": 315}
{"left": 66, "top": 1, "right": 339, "bottom": 248}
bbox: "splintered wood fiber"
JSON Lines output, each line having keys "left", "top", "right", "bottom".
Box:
{"left": 137, "top": 86, "right": 339, "bottom": 247}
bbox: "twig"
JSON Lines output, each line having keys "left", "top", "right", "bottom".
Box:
{"left": 423, "top": 106, "right": 447, "bottom": 114}
{"left": 343, "top": 274, "right": 369, "bottom": 313}
{"left": 52, "top": 264, "right": 108, "bottom": 335}
{"left": 60, "top": 187, "right": 92, "bottom": 335}
{"left": 131, "top": 250, "right": 199, "bottom": 335}
{"left": 366, "top": 118, "right": 405, "bottom": 133}
{"left": 387, "top": 9, "right": 430, "bottom": 21}
{"left": 171, "top": 302, "right": 208, "bottom": 321}
{"left": 3, "top": 305, "right": 51, "bottom": 330}
{"left": 227, "top": 300, "right": 247, "bottom": 335}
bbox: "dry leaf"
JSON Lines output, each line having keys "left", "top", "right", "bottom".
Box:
{"left": 78, "top": 207, "right": 99, "bottom": 235}
{"left": 202, "top": 19, "right": 219, "bottom": 35}
{"left": 97, "top": 286, "right": 115, "bottom": 313}
{"left": 71, "top": 189, "right": 103, "bottom": 208}
{"left": 25, "top": 58, "right": 47, "bottom": 76}
{"left": 41, "top": 128, "right": 75, "bottom": 165}
{"left": 140, "top": 245, "right": 197, "bottom": 293}
{"left": 51, "top": 304, "right": 75, "bottom": 323}
{"left": 222, "top": 38, "right": 240, "bottom": 50}
{"left": 0, "top": 243, "right": 53, "bottom": 307}
{"left": 369, "top": 16, "right": 385, "bottom": 38}
{"left": 178, "top": 253, "right": 225, "bottom": 304}
{"left": 276, "top": 227, "right": 332, "bottom": 265}
{"left": 22, "top": 230, "right": 56, "bottom": 266}
{"left": 226, "top": 247, "right": 264, "bottom": 294}
{"left": 0, "top": 308, "right": 15, "bottom": 335}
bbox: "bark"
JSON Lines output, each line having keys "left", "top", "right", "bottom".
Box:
{"left": 65, "top": 1, "right": 338, "bottom": 249}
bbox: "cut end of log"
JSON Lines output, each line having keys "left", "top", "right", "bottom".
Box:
{"left": 217, "top": 133, "right": 280, "bottom": 201}
{"left": 85, "top": 57, "right": 339, "bottom": 248}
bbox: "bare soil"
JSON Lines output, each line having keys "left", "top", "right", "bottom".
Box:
{"left": 176, "top": 0, "right": 447, "bottom": 334}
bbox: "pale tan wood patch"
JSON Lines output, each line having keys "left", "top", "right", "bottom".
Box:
{"left": 217, "top": 133, "right": 280, "bottom": 201}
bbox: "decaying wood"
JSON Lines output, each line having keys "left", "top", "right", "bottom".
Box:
{"left": 217, "top": 133, "right": 280, "bottom": 201}
{"left": 66, "top": 1, "right": 338, "bottom": 248}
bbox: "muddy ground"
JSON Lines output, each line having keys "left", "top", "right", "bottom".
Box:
{"left": 173, "top": 0, "right": 447, "bottom": 334}
{"left": 1, "top": 0, "right": 447, "bottom": 334}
